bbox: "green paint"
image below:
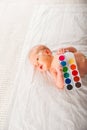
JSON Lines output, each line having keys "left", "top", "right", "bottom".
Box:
{"left": 63, "top": 67, "right": 68, "bottom": 72}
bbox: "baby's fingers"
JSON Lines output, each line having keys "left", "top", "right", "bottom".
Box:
{"left": 57, "top": 48, "right": 69, "bottom": 55}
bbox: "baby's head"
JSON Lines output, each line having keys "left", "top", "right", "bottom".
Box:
{"left": 28, "top": 44, "right": 53, "bottom": 72}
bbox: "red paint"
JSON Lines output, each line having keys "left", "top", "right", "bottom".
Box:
{"left": 74, "top": 76, "right": 80, "bottom": 82}
{"left": 72, "top": 70, "right": 78, "bottom": 76}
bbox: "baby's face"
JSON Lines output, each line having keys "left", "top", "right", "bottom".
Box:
{"left": 30, "top": 49, "right": 52, "bottom": 72}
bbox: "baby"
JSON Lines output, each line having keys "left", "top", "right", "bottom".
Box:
{"left": 28, "top": 44, "right": 87, "bottom": 89}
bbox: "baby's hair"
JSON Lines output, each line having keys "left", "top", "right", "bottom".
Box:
{"left": 28, "top": 44, "right": 51, "bottom": 59}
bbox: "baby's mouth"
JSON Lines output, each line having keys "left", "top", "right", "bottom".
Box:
{"left": 40, "top": 65, "right": 43, "bottom": 69}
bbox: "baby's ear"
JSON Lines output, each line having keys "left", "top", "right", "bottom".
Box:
{"left": 44, "top": 49, "right": 52, "bottom": 55}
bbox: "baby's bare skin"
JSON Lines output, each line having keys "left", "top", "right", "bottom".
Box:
{"left": 29, "top": 45, "right": 87, "bottom": 89}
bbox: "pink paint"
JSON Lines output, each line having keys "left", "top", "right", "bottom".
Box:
{"left": 59, "top": 55, "right": 65, "bottom": 61}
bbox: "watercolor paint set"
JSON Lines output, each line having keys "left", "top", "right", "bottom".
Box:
{"left": 58, "top": 52, "right": 82, "bottom": 90}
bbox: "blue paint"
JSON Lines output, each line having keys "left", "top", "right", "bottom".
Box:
{"left": 65, "top": 78, "right": 71, "bottom": 84}
{"left": 61, "top": 61, "right": 66, "bottom": 66}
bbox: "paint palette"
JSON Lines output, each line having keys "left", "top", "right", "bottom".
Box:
{"left": 58, "top": 52, "right": 82, "bottom": 90}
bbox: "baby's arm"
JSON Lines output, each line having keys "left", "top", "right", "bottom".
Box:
{"left": 74, "top": 52, "right": 87, "bottom": 77}
{"left": 85, "top": 58, "right": 87, "bottom": 74}
{"left": 57, "top": 46, "right": 77, "bottom": 54}
{"left": 51, "top": 66, "right": 64, "bottom": 89}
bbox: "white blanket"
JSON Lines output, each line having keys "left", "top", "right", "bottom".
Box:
{"left": 8, "top": 5, "right": 87, "bottom": 130}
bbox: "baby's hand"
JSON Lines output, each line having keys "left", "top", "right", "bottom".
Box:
{"left": 57, "top": 48, "right": 68, "bottom": 55}
{"left": 57, "top": 47, "right": 77, "bottom": 55}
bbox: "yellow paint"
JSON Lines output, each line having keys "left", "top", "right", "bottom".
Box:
{"left": 69, "top": 58, "right": 75, "bottom": 64}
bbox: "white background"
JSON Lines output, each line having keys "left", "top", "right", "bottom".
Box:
{"left": 0, "top": 0, "right": 87, "bottom": 130}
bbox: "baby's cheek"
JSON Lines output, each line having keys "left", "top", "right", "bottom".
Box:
{"left": 41, "top": 59, "right": 47, "bottom": 65}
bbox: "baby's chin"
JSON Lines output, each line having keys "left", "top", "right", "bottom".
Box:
{"left": 38, "top": 68, "right": 47, "bottom": 72}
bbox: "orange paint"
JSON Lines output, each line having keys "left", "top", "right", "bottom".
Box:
{"left": 70, "top": 64, "right": 76, "bottom": 70}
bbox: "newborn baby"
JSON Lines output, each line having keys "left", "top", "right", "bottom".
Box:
{"left": 28, "top": 44, "right": 87, "bottom": 89}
